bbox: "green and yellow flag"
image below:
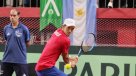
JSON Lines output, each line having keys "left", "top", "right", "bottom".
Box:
{"left": 40, "top": 0, "right": 62, "bottom": 31}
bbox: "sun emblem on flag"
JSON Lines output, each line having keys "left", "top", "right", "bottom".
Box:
{"left": 75, "top": 8, "right": 85, "bottom": 17}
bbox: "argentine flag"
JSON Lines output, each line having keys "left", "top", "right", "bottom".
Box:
{"left": 63, "top": 0, "right": 97, "bottom": 45}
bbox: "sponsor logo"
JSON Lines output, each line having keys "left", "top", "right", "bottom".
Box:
{"left": 15, "top": 30, "right": 22, "bottom": 37}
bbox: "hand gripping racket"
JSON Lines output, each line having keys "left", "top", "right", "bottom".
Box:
{"left": 65, "top": 33, "right": 95, "bottom": 69}
{"left": 77, "top": 33, "right": 95, "bottom": 57}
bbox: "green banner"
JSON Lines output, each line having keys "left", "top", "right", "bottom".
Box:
{"left": 40, "top": 0, "right": 62, "bottom": 31}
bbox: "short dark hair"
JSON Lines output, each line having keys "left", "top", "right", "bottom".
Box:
{"left": 10, "top": 9, "right": 20, "bottom": 15}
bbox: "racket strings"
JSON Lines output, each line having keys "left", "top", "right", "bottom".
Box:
{"left": 82, "top": 34, "right": 95, "bottom": 52}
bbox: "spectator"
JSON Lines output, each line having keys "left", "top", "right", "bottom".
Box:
{"left": 1, "top": 9, "right": 31, "bottom": 76}
{"left": 98, "top": 0, "right": 112, "bottom": 8}
{"left": 98, "top": 0, "right": 136, "bottom": 8}
{"left": 18, "top": 0, "right": 23, "bottom": 7}
{"left": 108, "top": 0, "right": 113, "bottom": 8}
{"left": 6, "top": 0, "right": 23, "bottom": 7}
{"left": 6, "top": 0, "right": 13, "bottom": 7}
{"left": 96, "top": 0, "right": 99, "bottom": 8}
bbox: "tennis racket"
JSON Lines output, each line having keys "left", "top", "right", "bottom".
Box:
{"left": 65, "top": 33, "right": 95, "bottom": 69}
{"left": 77, "top": 33, "right": 95, "bottom": 57}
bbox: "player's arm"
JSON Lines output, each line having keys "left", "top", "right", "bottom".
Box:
{"left": 26, "top": 41, "right": 30, "bottom": 47}
{"left": 62, "top": 52, "right": 69, "bottom": 64}
{"left": 24, "top": 26, "right": 31, "bottom": 47}
{"left": 61, "top": 39, "right": 70, "bottom": 64}
{"left": 62, "top": 51, "right": 78, "bottom": 68}
{"left": 62, "top": 52, "right": 78, "bottom": 68}
{"left": 69, "top": 56, "right": 78, "bottom": 68}
{"left": 3, "top": 26, "right": 7, "bottom": 41}
{"left": 61, "top": 39, "right": 78, "bottom": 68}
{"left": 3, "top": 26, "right": 7, "bottom": 44}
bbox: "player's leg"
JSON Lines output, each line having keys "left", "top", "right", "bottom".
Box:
{"left": 13, "top": 63, "right": 29, "bottom": 76}
{"left": 36, "top": 66, "right": 67, "bottom": 76}
{"left": 52, "top": 66, "right": 67, "bottom": 76}
{"left": 1, "top": 62, "right": 14, "bottom": 76}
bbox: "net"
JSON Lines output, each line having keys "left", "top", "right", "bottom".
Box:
{"left": 0, "top": 17, "right": 57, "bottom": 45}
{"left": 97, "top": 18, "right": 136, "bottom": 47}
{"left": 0, "top": 17, "right": 136, "bottom": 47}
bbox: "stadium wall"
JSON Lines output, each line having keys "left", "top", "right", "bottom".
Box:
{"left": 1, "top": 8, "right": 136, "bottom": 18}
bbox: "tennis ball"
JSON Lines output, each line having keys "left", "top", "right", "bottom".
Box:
{"left": 65, "top": 64, "right": 71, "bottom": 69}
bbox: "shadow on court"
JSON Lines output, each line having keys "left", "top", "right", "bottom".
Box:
{"left": 28, "top": 63, "right": 37, "bottom": 76}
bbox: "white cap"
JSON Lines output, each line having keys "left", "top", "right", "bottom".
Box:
{"left": 63, "top": 18, "right": 76, "bottom": 27}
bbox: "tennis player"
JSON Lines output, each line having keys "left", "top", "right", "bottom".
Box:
{"left": 1, "top": 9, "right": 30, "bottom": 76}
{"left": 35, "top": 18, "right": 78, "bottom": 76}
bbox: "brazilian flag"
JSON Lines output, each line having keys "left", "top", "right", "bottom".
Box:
{"left": 40, "top": 0, "right": 62, "bottom": 31}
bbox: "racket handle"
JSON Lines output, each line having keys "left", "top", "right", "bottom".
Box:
{"left": 78, "top": 49, "right": 82, "bottom": 57}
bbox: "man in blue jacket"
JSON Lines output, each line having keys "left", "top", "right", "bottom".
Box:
{"left": 1, "top": 9, "right": 31, "bottom": 76}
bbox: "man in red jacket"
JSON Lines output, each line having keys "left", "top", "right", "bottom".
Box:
{"left": 35, "top": 18, "right": 78, "bottom": 76}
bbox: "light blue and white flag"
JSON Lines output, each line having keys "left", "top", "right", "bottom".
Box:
{"left": 63, "top": 0, "right": 97, "bottom": 45}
